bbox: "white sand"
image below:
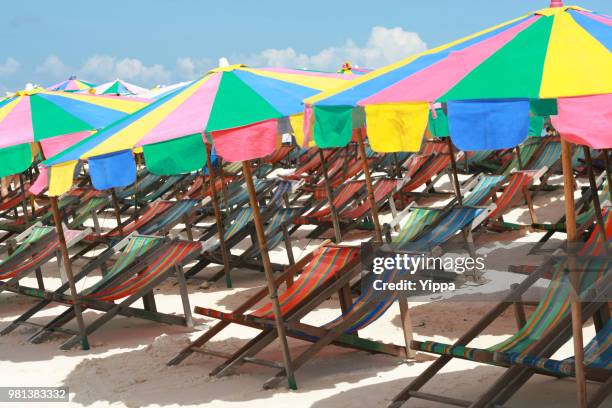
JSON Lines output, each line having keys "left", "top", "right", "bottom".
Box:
{"left": 1, "top": 174, "right": 609, "bottom": 408}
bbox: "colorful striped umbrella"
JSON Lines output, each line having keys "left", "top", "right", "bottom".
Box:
{"left": 47, "top": 76, "right": 97, "bottom": 92}
{"left": 0, "top": 88, "right": 149, "bottom": 177}
{"left": 90, "top": 79, "right": 149, "bottom": 96}
{"left": 42, "top": 64, "right": 358, "bottom": 195}
{"left": 138, "top": 82, "right": 192, "bottom": 100}
{"left": 304, "top": 2, "right": 611, "bottom": 152}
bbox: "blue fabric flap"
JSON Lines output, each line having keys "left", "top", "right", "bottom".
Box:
{"left": 89, "top": 150, "right": 137, "bottom": 190}
{"left": 447, "top": 99, "right": 530, "bottom": 151}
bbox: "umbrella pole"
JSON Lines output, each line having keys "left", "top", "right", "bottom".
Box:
{"left": 217, "top": 157, "right": 231, "bottom": 210}
{"left": 19, "top": 174, "right": 29, "bottom": 223}
{"left": 206, "top": 145, "right": 232, "bottom": 288}
{"left": 604, "top": 149, "right": 612, "bottom": 202}
{"left": 561, "top": 140, "right": 587, "bottom": 408}
{"left": 356, "top": 130, "right": 382, "bottom": 242}
{"left": 446, "top": 137, "right": 463, "bottom": 206}
{"left": 50, "top": 196, "right": 89, "bottom": 350}
{"left": 242, "top": 160, "right": 296, "bottom": 390}
{"left": 110, "top": 189, "right": 123, "bottom": 233}
{"left": 319, "top": 150, "right": 342, "bottom": 243}
{"left": 583, "top": 147, "right": 608, "bottom": 255}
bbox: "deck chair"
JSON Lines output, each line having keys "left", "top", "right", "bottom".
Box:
{"left": 388, "top": 212, "right": 612, "bottom": 408}
{"left": 4, "top": 235, "right": 203, "bottom": 350}
{"left": 282, "top": 150, "right": 332, "bottom": 181}
{"left": 531, "top": 175, "right": 609, "bottom": 253}
{"left": 169, "top": 243, "right": 411, "bottom": 389}
{"left": 75, "top": 199, "right": 200, "bottom": 257}
{"left": 483, "top": 168, "right": 548, "bottom": 230}
{"left": 263, "top": 144, "right": 294, "bottom": 166}
{"left": 498, "top": 320, "right": 611, "bottom": 407}
{"left": 400, "top": 153, "right": 453, "bottom": 196}
{"left": 309, "top": 178, "right": 401, "bottom": 238}
{"left": 0, "top": 224, "right": 90, "bottom": 289}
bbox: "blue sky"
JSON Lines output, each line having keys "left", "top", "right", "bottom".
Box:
{"left": 1, "top": 0, "right": 610, "bottom": 92}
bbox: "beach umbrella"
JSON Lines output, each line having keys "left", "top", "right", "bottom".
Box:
{"left": 304, "top": 2, "right": 610, "bottom": 406}
{"left": 47, "top": 75, "right": 97, "bottom": 92}
{"left": 138, "top": 81, "right": 192, "bottom": 100}
{"left": 0, "top": 87, "right": 148, "bottom": 350}
{"left": 89, "top": 79, "right": 149, "bottom": 96}
{"left": 0, "top": 88, "right": 149, "bottom": 178}
{"left": 42, "top": 63, "right": 357, "bottom": 383}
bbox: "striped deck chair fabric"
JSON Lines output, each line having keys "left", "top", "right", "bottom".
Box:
{"left": 0, "top": 227, "right": 82, "bottom": 280}
{"left": 268, "top": 181, "right": 294, "bottom": 209}
{"left": 501, "top": 140, "right": 540, "bottom": 176}
{"left": 68, "top": 196, "right": 108, "bottom": 228}
{"left": 81, "top": 236, "right": 160, "bottom": 295}
{"left": 411, "top": 207, "right": 486, "bottom": 250}
{"left": 416, "top": 259, "right": 606, "bottom": 362}
{"left": 223, "top": 161, "right": 243, "bottom": 174}
{"left": 420, "top": 141, "right": 449, "bottom": 156}
{"left": 262, "top": 208, "right": 302, "bottom": 250}
{"left": 226, "top": 180, "right": 268, "bottom": 208}
{"left": 463, "top": 175, "right": 505, "bottom": 207}
{"left": 85, "top": 240, "right": 202, "bottom": 302}
{"left": 402, "top": 154, "right": 451, "bottom": 193}
{"left": 402, "top": 154, "right": 430, "bottom": 180}
{"left": 198, "top": 246, "right": 359, "bottom": 321}
{"left": 116, "top": 173, "right": 159, "bottom": 199}
{"left": 504, "top": 319, "right": 611, "bottom": 377}
{"left": 415, "top": 212, "right": 610, "bottom": 362}
{"left": 488, "top": 170, "right": 538, "bottom": 220}
{"left": 141, "top": 175, "right": 184, "bottom": 202}
{"left": 527, "top": 141, "right": 561, "bottom": 171}
{"left": 466, "top": 150, "right": 493, "bottom": 165}
{"left": 225, "top": 208, "right": 253, "bottom": 241}
{"left": 184, "top": 176, "right": 204, "bottom": 198}
{"left": 138, "top": 199, "right": 198, "bottom": 235}
{"left": 0, "top": 193, "right": 27, "bottom": 213}
{"left": 339, "top": 179, "right": 397, "bottom": 220}
{"left": 578, "top": 208, "right": 611, "bottom": 257}
{"left": 322, "top": 265, "right": 404, "bottom": 333}
{"left": 393, "top": 208, "right": 442, "bottom": 246}
{"left": 264, "top": 145, "right": 293, "bottom": 164}
{"left": 298, "top": 181, "right": 364, "bottom": 222}
{"left": 93, "top": 201, "right": 174, "bottom": 240}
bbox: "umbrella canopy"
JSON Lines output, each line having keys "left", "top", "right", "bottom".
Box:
{"left": 42, "top": 64, "right": 358, "bottom": 194}
{"left": 138, "top": 82, "right": 192, "bottom": 100}
{"left": 47, "top": 76, "right": 97, "bottom": 92}
{"left": 0, "top": 88, "right": 149, "bottom": 177}
{"left": 90, "top": 79, "right": 149, "bottom": 96}
{"left": 304, "top": 3, "right": 611, "bottom": 152}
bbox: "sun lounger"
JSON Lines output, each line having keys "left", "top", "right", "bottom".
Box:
{"left": 2, "top": 235, "right": 203, "bottom": 350}
{"left": 387, "top": 211, "right": 611, "bottom": 408}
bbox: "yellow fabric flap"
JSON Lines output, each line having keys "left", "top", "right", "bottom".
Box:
{"left": 289, "top": 113, "right": 314, "bottom": 147}
{"left": 48, "top": 160, "right": 77, "bottom": 197}
{"left": 364, "top": 103, "right": 429, "bottom": 153}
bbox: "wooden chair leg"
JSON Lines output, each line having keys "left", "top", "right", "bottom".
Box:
{"left": 511, "top": 283, "right": 527, "bottom": 330}
{"left": 399, "top": 298, "right": 415, "bottom": 359}
{"left": 175, "top": 264, "right": 194, "bottom": 327}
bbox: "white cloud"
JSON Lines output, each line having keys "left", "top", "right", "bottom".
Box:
{"left": 0, "top": 58, "right": 20, "bottom": 76}
{"left": 36, "top": 55, "right": 71, "bottom": 79}
{"left": 26, "top": 25, "right": 425, "bottom": 89}
{"left": 242, "top": 26, "right": 427, "bottom": 70}
{"left": 175, "top": 57, "right": 213, "bottom": 80}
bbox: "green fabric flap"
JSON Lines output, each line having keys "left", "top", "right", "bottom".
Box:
{"left": 143, "top": 134, "right": 206, "bottom": 175}
{"left": 530, "top": 99, "right": 558, "bottom": 116}
{"left": 528, "top": 115, "right": 546, "bottom": 137}
{"left": 428, "top": 108, "right": 450, "bottom": 137}
{"left": 313, "top": 105, "right": 354, "bottom": 148}
{"left": 0, "top": 143, "right": 33, "bottom": 177}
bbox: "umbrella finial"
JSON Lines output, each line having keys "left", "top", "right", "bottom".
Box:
{"left": 219, "top": 57, "right": 230, "bottom": 67}
{"left": 550, "top": 1, "right": 563, "bottom": 7}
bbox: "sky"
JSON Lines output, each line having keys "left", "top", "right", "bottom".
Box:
{"left": 1, "top": 0, "right": 610, "bottom": 93}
